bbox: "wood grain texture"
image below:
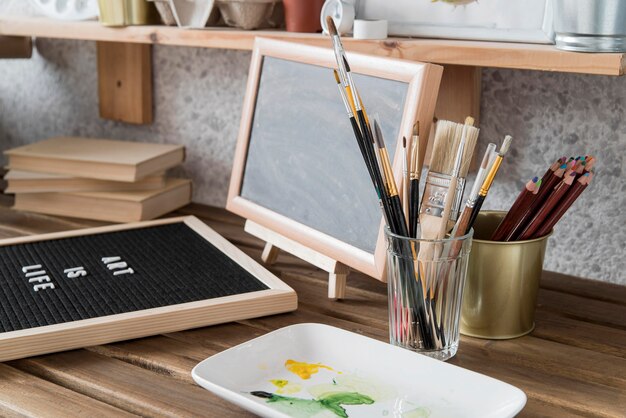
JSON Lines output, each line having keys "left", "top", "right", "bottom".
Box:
{"left": 1, "top": 17, "right": 624, "bottom": 75}
{"left": 435, "top": 65, "right": 482, "bottom": 125}
{"left": 0, "top": 363, "right": 136, "bottom": 417}
{"left": 0, "top": 202, "right": 623, "bottom": 417}
{"left": 96, "top": 41, "right": 152, "bottom": 124}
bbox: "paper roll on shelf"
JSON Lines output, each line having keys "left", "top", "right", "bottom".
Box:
{"left": 353, "top": 19, "right": 388, "bottom": 40}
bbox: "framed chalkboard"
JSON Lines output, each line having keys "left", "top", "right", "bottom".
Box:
{"left": 227, "top": 39, "right": 442, "bottom": 280}
{"left": 0, "top": 216, "right": 296, "bottom": 361}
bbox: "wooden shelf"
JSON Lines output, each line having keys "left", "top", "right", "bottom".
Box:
{"left": 1, "top": 16, "right": 624, "bottom": 76}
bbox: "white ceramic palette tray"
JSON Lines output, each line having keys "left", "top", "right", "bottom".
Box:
{"left": 192, "top": 324, "right": 526, "bottom": 418}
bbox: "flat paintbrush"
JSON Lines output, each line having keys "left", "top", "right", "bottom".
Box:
{"left": 419, "top": 118, "right": 478, "bottom": 243}
{"left": 418, "top": 120, "right": 460, "bottom": 244}
{"left": 466, "top": 135, "right": 512, "bottom": 233}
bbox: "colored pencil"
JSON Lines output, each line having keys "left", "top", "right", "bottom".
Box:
{"left": 540, "top": 157, "right": 565, "bottom": 186}
{"left": 504, "top": 162, "right": 568, "bottom": 241}
{"left": 491, "top": 176, "right": 541, "bottom": 241}
{"left": 518, "top": 172, "right": 576, "bottom": 240}
{"left": 532, "top": 172, "right": 592, "bottom": 238}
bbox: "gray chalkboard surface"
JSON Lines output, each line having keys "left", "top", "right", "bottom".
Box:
{"left": 228, "top": 39, "right": 442, "bottom": 280}
{"left": 240, "top": 57, "right": 407, "bottom": 254}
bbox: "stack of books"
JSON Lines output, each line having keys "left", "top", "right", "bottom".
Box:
{"left": 3, "top": 137, "right": 192, "bottom": 222}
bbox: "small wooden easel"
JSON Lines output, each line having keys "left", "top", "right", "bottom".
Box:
{"left": 245, "top": 221, "right": 349, "bottom": 300}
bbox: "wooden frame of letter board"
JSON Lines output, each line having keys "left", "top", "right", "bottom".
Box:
{"left": 227, "top": 38, "right": 442, "bottom": 281}
{"left": 0, "top": 216, "right": 297, "bottom": 362}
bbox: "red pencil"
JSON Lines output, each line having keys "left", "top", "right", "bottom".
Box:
{"left": 505, "top": 162, "right": 568, "bottom": 241}
{"left": 532, "top": 172, "right": 592, "bottom": 238}
{"left": 491, "top": 177, "right": 541, "bottom": 241}
{"left": 518, "top": 172, "right": 576, "bottom": 240}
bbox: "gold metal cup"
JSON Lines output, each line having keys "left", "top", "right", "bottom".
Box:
{"left": 460, "top": 211, "right": 551, "bottom": 339}
{"left": 98, "top": 0, "right": 159, "bottom": 27}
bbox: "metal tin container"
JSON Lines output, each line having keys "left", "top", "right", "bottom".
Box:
{"left": 460, "top": 211, "right": 551, "bottom": 339}
{"left": 98, "top": 0, "right": 160, "bottom": 27}
{"left": 554, "top": 0, "right": 626, "bottom": 52}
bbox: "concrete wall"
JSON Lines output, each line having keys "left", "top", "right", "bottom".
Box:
{"left": 1, "top": 2, "right": 623, "bottom": 284}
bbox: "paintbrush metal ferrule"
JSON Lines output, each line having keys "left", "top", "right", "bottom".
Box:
{"left": 469, "top": 142, "right": 496, "bottom": 200}
{"left": 480, "top": 156, "right": 502, "bottom": 195}
{"left": 344, "top": 74, "right": 362, "bottom": 113}
{"left": 336, "top": 84, "right": 354, "bottom": 117}
{"left": 420, "top": 172, "right": 466, "bottom": 220}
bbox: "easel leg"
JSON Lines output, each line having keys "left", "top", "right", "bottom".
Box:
{"left": 328, "top": 272, "right": 348, "bottom": 300}
{"left": 261, "top": 242, "right": 280, "bottom": 265}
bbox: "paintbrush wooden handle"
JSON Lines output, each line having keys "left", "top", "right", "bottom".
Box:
{"left": 449, "top": 204, "right": 473, "bottom": 259}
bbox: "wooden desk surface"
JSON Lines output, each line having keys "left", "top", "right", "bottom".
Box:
{"left": 0, "top": 202, "right": 624, "bottom": 417}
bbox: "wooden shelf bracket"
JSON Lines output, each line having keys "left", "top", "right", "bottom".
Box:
{"left": 0, "top": 35, "right": 32, "bottom": 59}
{"left": 96, "top": 41, "right": 153, "bottom": 124}
{"left": 435, "top": 64, "right": 482, "bottom": 125}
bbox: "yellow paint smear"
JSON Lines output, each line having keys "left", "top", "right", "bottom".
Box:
{"left": 269, "top": 379, "right": 302, "bottom": 395}
{"left": 270, "top": 379, "right": 289, "bottom": 388}
{"left": 284, "top": 359, "right": 336, "bottom": 380}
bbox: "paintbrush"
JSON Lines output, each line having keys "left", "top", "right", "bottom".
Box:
{"left": 419, "top": 118, "right": 478, "bottom": 243}
{"left": 373, "top": 119, "right": 409, "bottom": 237}
{"left": 332, "top": 70, "right": 376, "bottom": 191}
{"left": 467, "top": 143, "right": 496, "bottom": 211}
{"left": 418, "top": 120, "right": 459, "bottom": 246}
{"left": 448, "top": 143, "right": 496, "bottom": 241}
{"left": 402, "top": 137, "right": 410, "bottom": 226}
{"left": 408, "top": 122, "right": 420, "bottom": 238}
{"left": 332, "top": 71, "right": 398, "bottom": 234}
{"left": 466, "top": 135, "right": 513, "bottom": 233}
{"left": 327, "top": 21, "right": 398, "bottom": 234}
{"left": 438, "top": 121, "right": 469, "bottom": 239}
{"left": 328, "top": 16, "right": 434, "bottom": 349}
{"left": 445, "top": 116, "right": 478, "bottom": 232}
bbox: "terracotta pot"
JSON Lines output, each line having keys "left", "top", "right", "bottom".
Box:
{"left": 283, "top": 0, "right": 324, "bottom": 32}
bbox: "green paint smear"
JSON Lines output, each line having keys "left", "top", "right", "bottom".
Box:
{"left": 251, "top": 391, "right": 374, "bottom": 418}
